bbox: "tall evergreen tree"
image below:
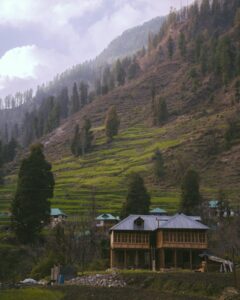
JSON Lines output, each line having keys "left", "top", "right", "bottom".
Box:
{"left": 121, "top": 173, "right": 151, "bottom": 217}
{"left": 153, "top": 97, "right": 169, "bottom": 126}
{"left": 105, "top": 106, "right": 120, "bottom": 142}
{"left": 217, "top": 36, "right": 234, "bottom": 84}
{"left": 59, "top": 87, "right": 69, "bottom": 119}
{"left": 71, "top": 82, "right": 80, "bottom": 114}
{"left": 11, "top": 144, "right": 54, "bottom": 243}
{"left": 115, "top": 60, "right": 126, "bottom": 86}
{"left": 152, "top": 148, "right": 165, "bottom": 179}
{"left": 71, "top": 119, "right": 93, "bottom": 157}
{"left": 79, "top": 81, "right": 88, "bottom": 107}
{"left": 180, "top": 169, "right": 201, "bottom": 215}
{"left": 178, "top": 32, "right": 187, "bottom": 58}
{"left": 167, "top": 35, "right": 174, "bottom": 60}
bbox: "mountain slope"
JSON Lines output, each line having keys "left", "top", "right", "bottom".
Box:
{"left": 96, "top": 16, "right": 165, "bottom": 63}
{"left": 1, "top": 0, "right": 240, "bottom": 217}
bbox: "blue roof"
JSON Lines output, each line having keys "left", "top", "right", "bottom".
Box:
{"left": 150, "top": 208, "right": 167, "bottom": 214}
{"left": 209, "top": 200, "right": 219, "bottom": 208}
{"left": 96, "top": 213, "right": 119, "bottom": 221}
{"left": 51, "top": 208, "right": 67, "bottom": 217}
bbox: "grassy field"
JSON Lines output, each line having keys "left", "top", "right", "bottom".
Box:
{"left": 0, "top": 288, "right": 63, "bottom": 300}
{"left": 50, "top": 124, "right": 182, "bottom": 215}
{"left": 0, "top": 123, "right": 182, "bottom": 217}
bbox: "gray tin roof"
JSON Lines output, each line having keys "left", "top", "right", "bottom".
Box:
{"left": 161, "top": 214, "right": 208, "bottom": 230}
{"left": 110, "top": 214, "right": 208, "bottom": 231}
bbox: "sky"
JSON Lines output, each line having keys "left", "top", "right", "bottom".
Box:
{"left": 0, "top": 0, "right": 193, "bottom": 98}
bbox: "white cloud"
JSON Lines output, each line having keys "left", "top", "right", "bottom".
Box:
{"left": 0, "top": 45, "right": 38, "bottom": 78}
{"left": 0, "top": 0, "right": 194, "bottom": 97}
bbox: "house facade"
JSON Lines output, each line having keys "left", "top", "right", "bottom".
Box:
{"left": 96, "top": 213, "right": 119, "bottom": 232}
{"left": 50, "top": 208, "right": 67, "bottom": 227}
{"left": 110, "top": 213, "right": 208, "bottom": 270}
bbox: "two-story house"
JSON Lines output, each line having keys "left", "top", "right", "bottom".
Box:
{"left": 110, "top": 213, "right": 208, "bottom": 270}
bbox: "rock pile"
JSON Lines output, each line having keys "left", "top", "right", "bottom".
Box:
{"left": 67, "top": 273, "right": 126, "bottom": 288}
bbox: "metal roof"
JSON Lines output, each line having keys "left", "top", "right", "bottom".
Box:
{"left": 110, "top": 214, "right": 208, "bottom": 231}
{"left": 150, "top": 208, "right": 167, "bottom": 214}
{"left": 96, "top": 213, "right": 119, "bottom": 221}
{"left": 161, "top": 214, "right": 209, "bottom": 230}
{"left": 209, "top": 200, "right": 219, "bottom": 208}
{"left": 51, "top": 208, "right": 67, "bottom": 217}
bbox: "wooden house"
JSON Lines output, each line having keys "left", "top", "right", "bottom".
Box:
{"left": 96, "top": 213, "right": 119, "bottom": 232}
{"left": 110, "top": 213, "right": 208, "bottom": 270}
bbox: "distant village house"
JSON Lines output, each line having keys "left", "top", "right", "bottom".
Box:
{"left": 50, "top": 208, "right": 67, "bottom": 227}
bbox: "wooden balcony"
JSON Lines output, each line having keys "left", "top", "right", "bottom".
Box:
{"left": 111, "top": 242, "right": 150, "bottom": 249}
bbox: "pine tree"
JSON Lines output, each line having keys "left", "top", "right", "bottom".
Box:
{"left": 217, "top": 36, "right": 234, "bottom": 84}
{"left": 71, "top": 82, "right": 80, "bottom": 114}
{"left": 79, "top": 118, "right": 93, "bottom": 156}
{"left": 121, "top": 173, "right": 151, "bottom": 218}
{"left": 167, "top": 35, "right": 174, "bottom": 60}
{"left": 115, "top": 59, "right": 126, "bottom": 86}
{"left": 71, "top": 124, "right": 81, "bottom": 157}
{"left": 152, "top": 149, "right": 164, "bottom": 179}
{"left": 0, "top": 141, "right": 3, "bottom": 185}
{"left": 200, "top": 0, "right": 210, "bottom": 17}
{"left": 11, "top": 144, "right": 54, "bottom": 243}
{"left": 79, "top": 81, "right": 88, "bottom": 107}
{"left": 105, "top": 106, "right": 120, "bottom": 142}
{"left": 178, "top": 32, "right": 187, "bottom": 58}
{"left": 153, "top": 97, "right": 169, "bottom": 126}
{"left": 71, "top": 119, "right": 93, "bottom": 157}
{"left": 235, "top": 80, "right": 240, "bottom": 103}
{"left": 180, "top": 169, "right": 201, "bottom": 215}
{"left": 59, "top": 87, "right": 69, "bottom": 119}
{"left": 101, "top": 66, "right": 111, "bottom": 95}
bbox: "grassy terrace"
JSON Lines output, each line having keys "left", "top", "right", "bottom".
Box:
{"left": 51, "top": 124, "right": 181, "bottom": 215}
{"left": 0, "top": 124, "right": 183, "bottom": 217}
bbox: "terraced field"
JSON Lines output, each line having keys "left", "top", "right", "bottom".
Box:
{"left": 0, "top": 123, "right": 182, "bottom": 218}
{"left": 51, "top": 123, "right": 181, "bottom": 215}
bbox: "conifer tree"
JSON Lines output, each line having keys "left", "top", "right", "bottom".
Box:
{"left": 11, "top": 144, "right": 54, "bottom": 243}
{"left": 235, "top": 80, "right": 240, "bottom": 103}
{"left": 59, "top": 87, "right": 69, "bottom": 119}
{"left": 167, "top": 35, "right": 174, "bottom": 60}
{"left": 121, "top": 173, "right": 150, "bottom": 218}
{"left": 115, "top": 60, "right": 126, "bottom": 86}
{"left": 217, "top": 36, "right": 234, "bottom": 84}
{"left": 180, "top": 169, "right": 201, "bottom": 215}
{"left": 105, "top": 106, "right": 120, "bottom": 142}
{"left": 153, "top": 97, "right": 169, "bottom": 126}
{"left": 71, "top": 124, "right": 81, "bottom": 157}
{"left": 178, "top": 32, "right": 187, "bottom": 58}
{"left": 71, "top": 82, "right": 80, "bottom": 114}
{"left": 79, "top": 81, "right": 88, "bottom": 107}
{"left": 152, "top": 148, "right": 164, "bottom": 179}
{"left": 71, "top": 119, "right": 93, "bottom": 157}
{"left": 200, "top": 0, "right": 210, "bottom": 17}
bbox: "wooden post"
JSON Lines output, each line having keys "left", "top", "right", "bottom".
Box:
{"left": 190, "top": 249, "right": 193, "bottom": 270}
{"left": 160, "top": 249, "right": 165, "bottom": 269}
{"left": 174, "top": 249, "right": 177, "bottom": 268}
{"left": 124, "top": 250, "right": 127, "bottom": 269}
{"left": 135, "top": 250, "right": 139, "bottom": 268}
{"left": 110, "top": 249, "right": 114, "bottom": 268}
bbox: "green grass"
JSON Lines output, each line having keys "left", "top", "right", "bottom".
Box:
{"left": 0, "top": 124, "right": 183, "bottom": 217}
{"left": 0, "top": 288, "right": 63, "bottom": 300}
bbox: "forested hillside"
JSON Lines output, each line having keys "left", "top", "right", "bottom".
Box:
{"left": 1, "top": 0, "right": 240, "bottom": 217}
